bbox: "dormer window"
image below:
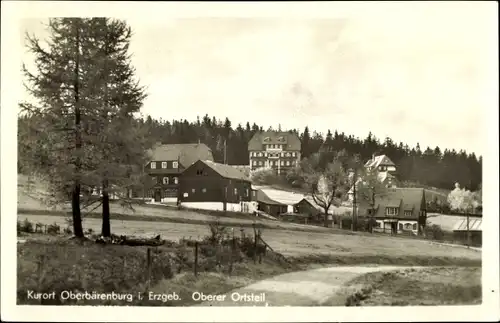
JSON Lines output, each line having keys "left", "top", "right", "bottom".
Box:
{"left": 404, "top": 210, "right": 412, "bottom": 216}
{"left": 263, "top": 137, "right": 271, "bottom": 142}
{"left": 172, "top": 161, "right": 179, "bottom": 168}
{"left": 150, "top": 162, "right": 156, "bottom": 169}
{"left": 386, "top": 207, "right": 399, "bottom": 216}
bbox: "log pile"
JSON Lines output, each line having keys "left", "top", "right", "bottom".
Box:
{"left": 95, "top": 234, "right": 164, "bottom": 246}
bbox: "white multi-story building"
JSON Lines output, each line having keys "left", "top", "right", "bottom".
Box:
{"left": 348, "top": 154, "right": 398, "bottom": 202}
{"left": 247, "top": 131, "right": 301, "bottom": 175}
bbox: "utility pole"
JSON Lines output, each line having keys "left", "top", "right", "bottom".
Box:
{"left": 224, "top": 139, "right": 227, "bottom": 165}
{"left": 352, "top": 167, "right": 358, "bottom": 232}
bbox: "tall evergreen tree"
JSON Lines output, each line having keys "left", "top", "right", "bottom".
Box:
{"left": 85, "top": 18, "right": 149, "bottom": 237}
{"left": 21, "top": 18, "right": 95, "bottom": 237}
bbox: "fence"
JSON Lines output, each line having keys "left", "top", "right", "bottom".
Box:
{"left": 142, "top": 223, "right": 283, "bottom": 281}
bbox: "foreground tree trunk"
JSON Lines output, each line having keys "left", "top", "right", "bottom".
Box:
{"left": 72, "top": 21, "right": 84, "bottom": 238}
{"left": 101, "top": 179, "right": 111, "bottom": 237}
{"left": 71, "top": 183, "right": 84, "bottom": 237}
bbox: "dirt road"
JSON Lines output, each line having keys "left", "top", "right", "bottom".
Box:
{"left": 199, "top": 265, "right": 425, "bottom": 306}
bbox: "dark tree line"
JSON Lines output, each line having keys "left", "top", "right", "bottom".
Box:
{"left": 30, "top": 116, "right": 477, "bottom": 192}
{"left": 20, "top": 114, "right": 482, "bottom": 192}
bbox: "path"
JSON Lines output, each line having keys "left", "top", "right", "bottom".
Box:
{"left": 200, "top": 265, "right": 423, "bottom": 306}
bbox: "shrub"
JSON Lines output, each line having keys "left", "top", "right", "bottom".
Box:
{"left": 20, "top": 219, "right": 34, "bottom": 233}
{"left": 206, "top": 219, "right": 228, "bottom": 245}
{"left": 250, "top": 166, "right": 277, "bottom": 185}
{"left": 47, "top": 223, "right": 61, "bottom": 235}
{"left": 425, "top": 224, "right": 444, "bottom": 241}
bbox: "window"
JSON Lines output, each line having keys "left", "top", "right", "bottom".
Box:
{"left": 258, "top": 152, "right": 262, "bottom": 157}
{"left": 172, "top": 161, "right": 179, "bottom": 168}
{"left": 412, "top": 223, "right": 417, "bottom": 230}
{"left": 286, "top": 161, "right": 290, "bottom": 166}
{"left": 258, "top": 161, "right": 263, "bottom": 166}
{"left": 150, "top": 162, "right": 156, "bottom": 169}
{"left": 174, "top": 177, "right": 178, "bottom": 184}
{"left": 280, "top": 152, "right": 284, "bottom": 157}
{"left": 202, "top": 188, "right": 207, "bottom": 193}
{"left": 246, "top": 189, "right": 249, "bottom": 197}
{"left": 163, "top": 177, "right": 169, "bottom": 185}
{"left": 152, "top": 176, "right": 157, "bottom": 183}
{"left": 161, "top": 162, "right": 167, "bottom": 169}
{"left": 386, "top": 207, "right": 399, "bottom": 216}
{"left": 398, "top": 223, "right": 403, "bottom": 231}
{"left": 280, "top": 160, "right": 285, "bottom": 166}
{"left": 191, "top": 188, "right": 196, "bottom": 193}
{"left": 234, "top": 188, "right": 238, "bottom": 195}
{"left": 253, "top": 160, "right": 257, "bottom": 166}
{"left": 292, "top": 152, "right": 296, "bottom": 157}
{"left": 196, "top": 170, "right": 203, "bottom": 175}
{"left": 404, "top": 210, "right": 412, "bottom": 217}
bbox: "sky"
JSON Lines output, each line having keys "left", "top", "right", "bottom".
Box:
{"left": 19, "top": 3, "right": 497, "bottom": 156}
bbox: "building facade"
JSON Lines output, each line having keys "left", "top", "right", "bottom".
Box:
{"left": 247, "top": 131, "right": 301, "bottom": 175}
{"left": 178, "top": 160, "right": 253, "bottom": 212}
{"left": 142, "top": 143, "right": 214, "bottom": 202}
{"left": 359, "top": 187, "right": 427, "bottom": 235}
{"left": 348, "top": 154, "right": 398, "bottom": 202}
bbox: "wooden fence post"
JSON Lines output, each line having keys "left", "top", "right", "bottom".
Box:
{"left": 229, "top": 237, "right": 236, "bottom": 274}
{"left": 253, "top": 227, "right": 258, "bottom": 264}
{"left": 37, "top": 254, "right": 45, "bottom": 286}
{"left": 194, "top": 241, "right": 198, "bottom": 277}
{"left": 147, "top": 248, "right": 152, "bottom": 290}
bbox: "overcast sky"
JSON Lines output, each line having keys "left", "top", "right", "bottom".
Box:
{"left": 19, "top": 3, "right": 497, "bottom": 156}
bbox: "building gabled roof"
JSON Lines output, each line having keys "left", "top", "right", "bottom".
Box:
{"left": 147, "top": 143, "right": 214, "bottom": 168}
{"left": 259, "top": 188, "right": 304, "bottom": 205}
{"left": 256, "top": 190, "right": 286, "bottom": 206}
{"left": 200, "top": 160, "right": 251, "bottom": 182}
{"left": 248, "top": 131, "right": 301, "bottom": 151}
{"left": 365, "top": 155, "right": 396, "bottom": 168}
{"left": 361, "top": 188, "right": 425, "bottom": 219}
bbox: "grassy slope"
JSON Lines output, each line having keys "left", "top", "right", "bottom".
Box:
{"left": 326, "top": 266, "right": 481, "bottom": 306}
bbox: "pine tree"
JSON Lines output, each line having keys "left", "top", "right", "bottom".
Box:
{"left": 85, "top": 18, "right": 149, "bottom": 237}
{"left": 21, "top": 18, "right": 97, "bottom": 237}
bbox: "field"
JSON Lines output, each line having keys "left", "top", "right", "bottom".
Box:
{"left": 18, "top": 213, "right": 481, "bottom": 262}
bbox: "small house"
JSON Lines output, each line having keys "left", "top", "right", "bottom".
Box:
{"left": 255, "top": 190, "right": 287, "bottom": 217}
{"left": 358, "top": 187, "right": 427, "bottom": 235}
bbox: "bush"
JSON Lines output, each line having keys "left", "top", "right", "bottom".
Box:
{"left": 425, "top": 224, "right": 444, "bottom": 241}
{"left": 47, "top": 223, "right": 61, "bottom": 235}
{"left": 250, "top": 167, "right": 278, "bottom": 185}
{"left": 206, "top": 219, "right": 228, "bottom": 245}
{"left": 20, "top": 219, "right": 34, "bottom": 233}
